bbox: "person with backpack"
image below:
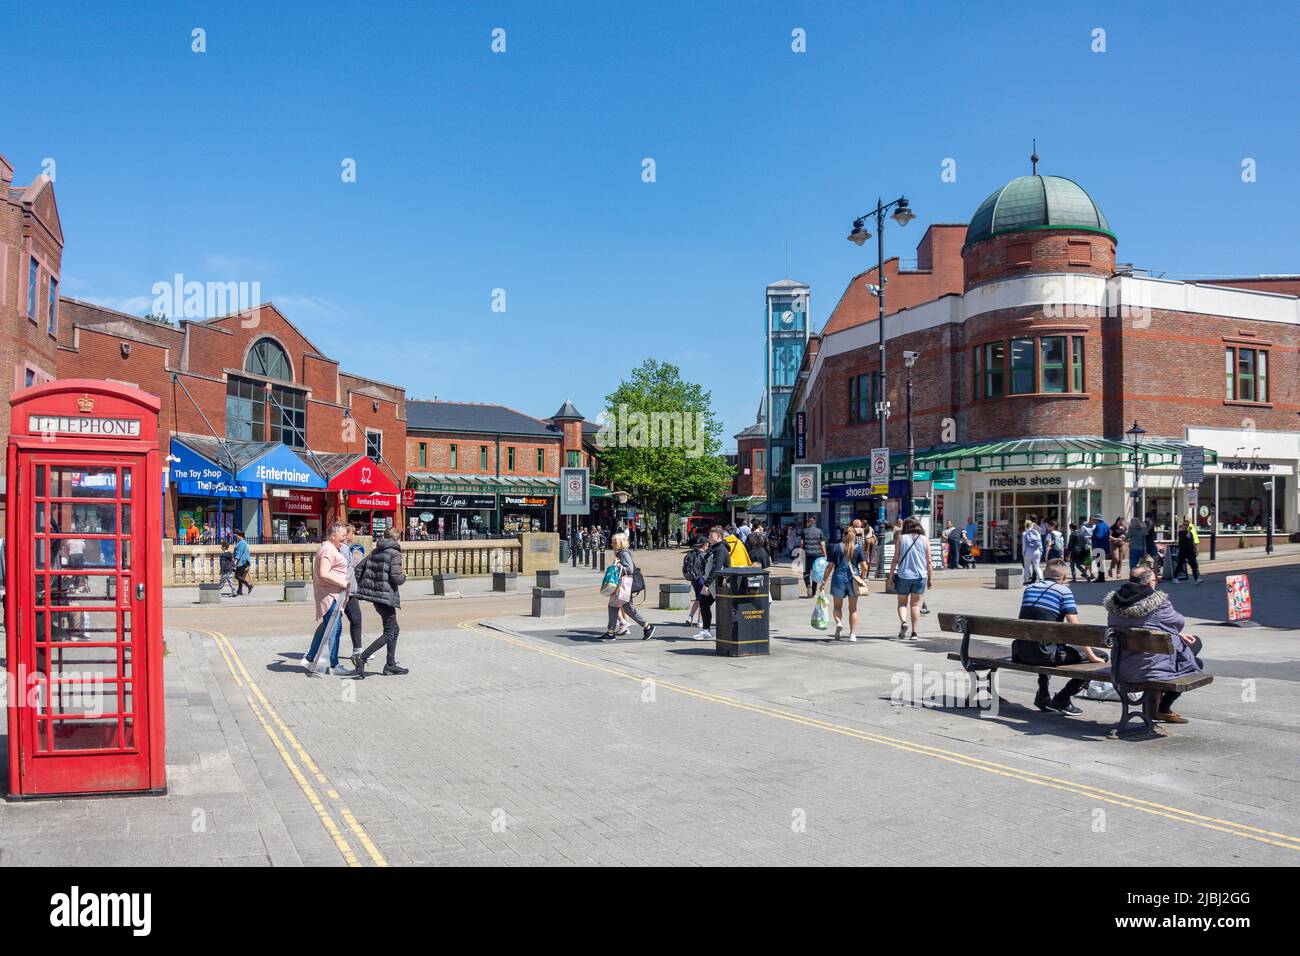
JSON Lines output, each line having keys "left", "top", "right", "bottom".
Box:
{"left": 746, "top": 532, "right": 771, "bottom": 569}
{"left": 799, "top": 516, "right": 825, "bottom": 597}
{"left": 823, "top": 526, "right": 869, "bottom": 642}
{"left": 1020, "top": 519, "right": 1043, "bottom": 585}
{"left": 694, "top": 525, "right": 730, "bottom": 641}
{"left": 682, "top": 536, "right": 708, "bottom": 626}
{"left": 350, "top": 528, "right": 408, "bottom": 677}
{"left": 1044, "top": 519, "right": 1064, "bottom": 561}
{"left": 888, "top": 517, "right": 931, "bottom": 641}
{"left": 1016, "top": 559, "right": 1106, "bottom": 716}
{"left": 601, "top": 532, "right": 654, "bottom": 641}
{"left": 1065, "top": 523, "right": 1090, "bottom": 582}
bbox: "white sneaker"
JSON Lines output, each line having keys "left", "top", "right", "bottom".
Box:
{"left": 834, "top": 622, "right": 844, "bottom": 640}
{"left": 847, "top": 634, "right": 858, "bottom": 643}
{"left": 1194, "top": 577, "right": 1205, "bottom": 586}
{"left": 898, "top": 622, "right": 909, "bottom": 641}
{"left": 328, "top": 665, "right": 356, "bottom": 677}
{"left": 693, "top": 629, "right": 712, "bottom": 641}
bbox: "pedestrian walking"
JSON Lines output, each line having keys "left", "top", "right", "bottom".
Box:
{"left": 351, "top": 528, "right": 409, "bottom": 677}
{"left": 303, "top": 522, "right": 353, "bottom": 677}
{"left": 823, "top": 526, "right": 869, "bottom": 642}
{"left": 1066, "top": 523, "right": 1090, "bottom": 582}
{"left": 945, "top": 520, "right": 961, "bottom": 569}
{"left": 1173, "top": 517, "right": 1203, "bottom": 584}
{"left": 682, "top": 535, "right": 708, "bottom": 626}
{"left": 746, "top": 532, "right": 772, "bottom": 569}
{"left": 601, "top": 532, "right": 655, "bottom": 641}
{"left": 798, "top": 516, "right": 826, "bottom": 597}
{"left": 218, "top": 540, "right": 237, "bottom": 596}
{"left": 233, "top": 530, "right": 254, "bottom": 595}
{"left": 1127, "top": 517, "right": 1147, "bottom": 572}
{"left": 1089, "top": 513, "right": 1110, "bottom": 582}
{"left": 1020, "top": 519, "right": 1043, "bottom": 585}
{"left": 1106, "top": 518, "right": 1125, "bottom": 578}
{"left": 341, "top": 524, "right": 366, "bottom": 661}
{"left": 694, "top": 525, "right": 730, "bottom": 641}
{"left": 889, "top": 517, "right": 931, "bottom": 641}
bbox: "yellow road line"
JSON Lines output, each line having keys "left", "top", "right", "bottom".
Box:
{"left": 194, "top": 627, "right": 388, "bottom": 867}
{"left": 460, "top": 620, "right": 1300, "bottom": 853}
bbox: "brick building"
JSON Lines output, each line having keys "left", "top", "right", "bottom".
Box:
{"left": 793, "top": 162, "right": 1300, "bottom": 556}
{"left": 405, "top": 399, "right": 606, "bottom": 537}
{"left": 0, "top": 155, "right": 64, "bottom": 519}
{"left": 55, "top": 299, "right": 407, "bottom": 540}
{"left": 726, "top": 396, "right": 767, "bottom": 520}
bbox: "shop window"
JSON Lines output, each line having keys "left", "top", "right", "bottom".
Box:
{"left": 1006, "top": 241, "right": 1032, "bottom": 266}
{"left": 1072, "top": 336, "right": 1085, "bottom": 391}
{"left": 982, "top": 342, "right": 1005, "bottom": 398}
{"left": 479, "top": 446, "right": 488, "bottom": 470}
{"left": 28, "top": 257, "right": 39, "bottom": 321}
{"left": 1226, "top": 347, "right": 1268, "bottom": 403}
{"left": 1039, "top": 336, "right": 1066, "bottom": 393}
{"left": 245, "top": 338, "right": 292, "bottom": 381}
{"left": 225, "top": 376, "right": 265, "bottom": 442}
{"left": 848, "top": 371, "right": 880, "bottom": 422}
{"left": 269, "top": 385, "right": 306, "bottom": 448}
{"left": 1009, "top": 338, "right": 1034, "bottom": 394}
{"left": 536, "top": 448, "right": 545, "bottom": 472}
{"left": 507, "top": 447, "right": 515, "bottom": 471}
{"left": 418, "top": 442, "right": 427, "bottom": 468}
{"left": 48, "top": 276, "right": 58, "bottom": 335}
{"left": 755, "top": 449, "right": 764, "bottom": 471}
{"left": 366, "top": 429, "right": 383, "bottom": 460}
{"left": 449, "top": 443, "right": 458, "bottom": 469}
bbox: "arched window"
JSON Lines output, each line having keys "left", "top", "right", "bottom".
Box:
{"left": 245, "top": 338, "right": 292, "bottom": 381}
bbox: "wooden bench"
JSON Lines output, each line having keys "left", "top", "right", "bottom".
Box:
{"left": 937, "top": 613, "right": 1213, "bottom": 736}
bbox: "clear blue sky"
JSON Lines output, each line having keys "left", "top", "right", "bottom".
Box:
{"left": 4, "top": 1, "right": 1297, "bottom": 445}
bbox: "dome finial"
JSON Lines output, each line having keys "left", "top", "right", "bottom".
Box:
{"left": 1031, "top": 139, "right": 1039, "bottom": 175}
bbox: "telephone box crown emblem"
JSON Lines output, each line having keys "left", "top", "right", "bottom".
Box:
{"left": 77, "top": 394, "right": 96, "bottom": 413}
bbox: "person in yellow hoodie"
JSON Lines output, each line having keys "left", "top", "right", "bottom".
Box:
{"left": 723, "top": 528, "right": 751, "bottom": 568}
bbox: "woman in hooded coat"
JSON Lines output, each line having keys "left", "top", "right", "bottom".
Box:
{"left": 350, "top": 528, "right": 408, "bottom": 678}
{"left": 1103, "top": 566, "right": 1204, "bottom": 724}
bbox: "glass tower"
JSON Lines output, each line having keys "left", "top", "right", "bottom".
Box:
{"left": 765, "top": 279, "right": 811, "bottom": 515}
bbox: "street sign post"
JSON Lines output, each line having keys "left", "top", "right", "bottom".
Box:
{"left": 791, "top": 463, "right": 821, "bottom": 513}
{"left": 870, "top": 447, "right": 889, "bottom": 496}
{"left": 1181, "top": 446, "right": 1205, "bottom": 485}
{"left": 559, "top": 467, "right": 590, "bottom": 515}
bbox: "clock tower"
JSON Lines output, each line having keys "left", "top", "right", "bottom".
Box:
{"left": 765, "top": 278, "right": 811, "bottom": 516}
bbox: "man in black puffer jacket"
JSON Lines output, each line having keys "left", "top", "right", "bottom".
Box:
{"left": 350, "top": 529, "right": 408, "bottom": 677}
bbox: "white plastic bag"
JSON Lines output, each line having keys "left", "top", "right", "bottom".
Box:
{"left": 1082, "top": 680, "right": 1120, "bottom": 701}
{"left": 810, "top": 594, "right": 830, "bottom": 631}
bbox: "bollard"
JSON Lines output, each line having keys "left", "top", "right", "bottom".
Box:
{"left": 531, "top": 587, "right": 565, "bottom": 618}
{"left": 283, "top": 581, "right": 309, "bottom": 603}
{"left": 492, "top": 571, "right": 519, "bottom": 592}
{"left": 199, "top": 582, "right": 222, "bottom": 605}
{"left": 571, "top": 542, "right": 579, "bottom": 568}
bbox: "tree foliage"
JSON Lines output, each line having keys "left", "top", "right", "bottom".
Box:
{"left": 594, "top": 359, "right": 734, "bottom": 522}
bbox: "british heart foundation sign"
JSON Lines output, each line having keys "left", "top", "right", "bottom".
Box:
{"left": 1226, "top": 574, "right": 1253, "bottom": 623}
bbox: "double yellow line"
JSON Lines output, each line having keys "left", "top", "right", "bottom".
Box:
{"left": 195, "top": 627, "right": 388, "bottom": 867}
{"left": 461, "top": 620, "right": 1300, "bottom": 854}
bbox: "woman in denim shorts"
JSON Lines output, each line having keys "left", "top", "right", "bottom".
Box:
{"left": 889, "top": 517, "right": 932, "bottom": 641}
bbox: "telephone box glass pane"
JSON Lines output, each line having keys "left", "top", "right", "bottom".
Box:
{"left": 122, "top": 503, "right": 131, "bottom": 535}
{"left": 44, "top": 502, "right": 118, "bottom": 535}
{"left": 49, "top": 466, "right": 119, "bottom": 498}
{"left": 50, "top": 719, "right": 119, "bottom": 751}
{"left": 50, "top": 610, "right": 119, "bottom": 643}
{"left": 44, "top": 681, "right": 119, "bottom": 716}
{"left": 51, "top": 538, "right": 118, "bottom": 569}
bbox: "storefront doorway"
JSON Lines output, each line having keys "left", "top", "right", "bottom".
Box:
{"left": 993, "top": 491, "right": 1062, "bottom": 559}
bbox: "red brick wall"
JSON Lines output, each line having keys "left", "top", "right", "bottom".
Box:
{"left": 823, "top": 224, "right": 966, "bottom": 336}
{"left": 407, "top": 432, "right": 561, "bottom": 478}
{"left": 734, "top": 436, "right": 766, "bottom": 496}
{"left": 963, "top": 229, "right": 1115, "bottom": 290}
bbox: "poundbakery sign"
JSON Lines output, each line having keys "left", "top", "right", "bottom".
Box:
{"left": 29, "top": 415, "right": 141, "bottom": 437}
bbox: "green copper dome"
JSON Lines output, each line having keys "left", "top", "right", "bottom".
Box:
{"left": 964, "top": 175, "right": 1114, "bottom": 249}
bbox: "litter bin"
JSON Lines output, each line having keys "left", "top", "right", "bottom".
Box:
{"left": 714, "top": 567, "right": 770, "bottom": 657}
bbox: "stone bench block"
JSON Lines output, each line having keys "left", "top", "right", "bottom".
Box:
{"left": 199, "top": 582, "right": 223, "bottom": 605}
{"left": 283, "top": 581, "right": 309, "bottom": 603}
{"left": 659, "top": 582, "right": 692, "bottom": 610}
{"left": 531, "top": 587, "right": 565, "bottom": 617}
{"left": 493, "top": 571, "right": 519, "bottom": 593}
{"left": 769, "top": 575, "right": 800, "bottom": 601}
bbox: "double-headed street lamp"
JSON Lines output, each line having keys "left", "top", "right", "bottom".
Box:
{"left": 848, "top": 196, "right": 915, "bottom": 573}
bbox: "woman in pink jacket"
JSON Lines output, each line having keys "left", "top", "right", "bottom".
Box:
{"left": 303, "top": 522, "right": 353, "bottom": 676}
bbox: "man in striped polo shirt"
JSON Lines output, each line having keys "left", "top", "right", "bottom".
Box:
{"left": 1015, "top": 559, "right": 1107, "bottom": 716}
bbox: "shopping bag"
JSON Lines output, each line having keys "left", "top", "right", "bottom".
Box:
{"left": 600, "top": 563, "right": 622, "bottom": 595}
{"left": 810, "top": 593, "right": 830, "bottom": 631}
{"left": 810, "top": 556, "right": 828, "bottom": 584}
{"left": 1081, "top": 680, "right": 1120, "bottom": 701}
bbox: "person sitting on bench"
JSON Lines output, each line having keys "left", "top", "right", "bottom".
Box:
{"left": 1015, "top": 559, "right": 1107, "bottom": 717}
{"left": 1103, "top": 565, "right": 1204, "bottom": 725}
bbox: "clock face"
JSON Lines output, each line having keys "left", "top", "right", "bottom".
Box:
{"left": 780, "top": 310, "right": 795, "bottom": 328}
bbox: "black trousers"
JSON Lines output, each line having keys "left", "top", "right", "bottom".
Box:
{"left": 362, "top": 603, "right": 400, "bottom": 666}
{"left": 344, "top": 595, "right": 364, "bottom": 651}
{"left": 234, "top": 563, "right": 252, "bottom": 594}
{"left": 699, "top": 591, "right": 716, "bottom": 630}
{"left": 1174, "top": 550, "right": 1200, "bottom": 580}
{"left": 1013, "top": 642, "right": 1089, "bottom": 707}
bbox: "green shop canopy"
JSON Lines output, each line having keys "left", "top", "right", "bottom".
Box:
{"left": 823, "top": 437, "right": 1216, "bottom": 484}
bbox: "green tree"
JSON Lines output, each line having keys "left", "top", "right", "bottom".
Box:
{"left": 594, "top": 359, "right": 734, "bottom": 539}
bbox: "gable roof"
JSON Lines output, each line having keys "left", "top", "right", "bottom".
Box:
{"left": 406, "top": 400, "right": 557, "bottom": 438}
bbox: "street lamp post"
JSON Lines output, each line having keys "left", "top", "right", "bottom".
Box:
{"left": 848, "top": 196, "right": 914, "bottom": 577}
{"left": 1126, "top": 421, "right": 1146, "bottom": 563}
{"left": 904, "top": 350, "right": 919, "bottom": 520}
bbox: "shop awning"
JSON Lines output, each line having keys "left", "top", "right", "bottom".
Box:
{"left": 407, "top": 472, "right": 560, "bottom": 496}
{"left": 824, "top": 437, "right": 1217, "bottom": 483}
{"left": 326, "top": 455, "right": 400, "bottom": 496}
{"left": 727, "top": 495, "right": 766, "bottom": 507}
{"left": 169, "top": 436, "right": 263, "bottom": 498}
{"left": 233, "top": 443, "right": 326, "bottom": 489}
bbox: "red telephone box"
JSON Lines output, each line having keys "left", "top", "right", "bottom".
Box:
{"left": 6, "top": 380, "right": 166, "bottom": 798}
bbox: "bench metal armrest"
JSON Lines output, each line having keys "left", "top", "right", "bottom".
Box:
{"left": 1106, "top": 627, "right": 1124, "bottom": 686}
{"left": 954, "top": 615, "right": 975, "bottom": 672}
